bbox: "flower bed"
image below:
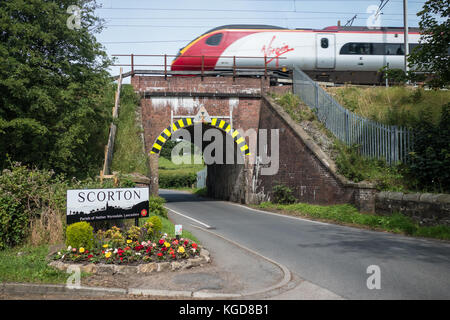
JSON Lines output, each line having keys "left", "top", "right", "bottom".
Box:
{"left": 51, "top": 237, "right": 200, "bottom": 265}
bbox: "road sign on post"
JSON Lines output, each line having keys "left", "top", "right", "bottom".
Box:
{"left": 175, "top": 224, "right": 182, "bottom": 240}
{"left": 66, "top": 187, "right": 149, "bottom": 225}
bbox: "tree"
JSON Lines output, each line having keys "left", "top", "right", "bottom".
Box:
{"left": 0, "top": 0, "right": 112, "bottom": 178}
{"left": 408, "top": 0, "right": 449, "bottom": 88}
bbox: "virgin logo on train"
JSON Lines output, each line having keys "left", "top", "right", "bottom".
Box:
{"left": 261, "top": 35, "right": 294, "bottom": 66}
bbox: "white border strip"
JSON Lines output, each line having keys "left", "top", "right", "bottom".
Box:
{"left": 164, "top": 205, "right": 213, "bottom": 229}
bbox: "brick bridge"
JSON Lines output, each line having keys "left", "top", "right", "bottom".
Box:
{"left": 131, "top": 75, "right": 376, "bottom": 212}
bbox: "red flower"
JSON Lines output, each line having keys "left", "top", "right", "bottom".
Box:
{"left": 87, "top": 255, "right": 93, "bottom": 259}
{"left": 184, "top": 240, "right": 189, "bottom": 246}
{"left": 157, "top": 253, "right": 163, "bottom": 257}
{"left": 120, "top": 257, "right": 123, "bottom": 262}
{"left": 161, "top": 247, "right": 167, "bottom": 252}
{"left": 192, "top": 243, "right": 198, "bottom": 249}
{"left": 159, "top": 239, "right": 165, "bottom": 245}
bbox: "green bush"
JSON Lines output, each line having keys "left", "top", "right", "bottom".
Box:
{"left": 0, "top": 196, "right": 27, "bottom": 250}
{"left": 148, "top": 215, "right": 163, "bottom": 236}
{"left": 0, "top": 163, "right": 67, "bottom": 248}
{"left": 272, "top": 184, "right": 296, "bottom": 204}
{"left": 159, "top": 172, "right": 197, "bottom": 189}
{"left": 149, "top": 196, "right": 168, "bottom": 218}
{"left": 408, "top": 103, "right": 450, "bottom": 193}
{"left": 66, "top": 222, "right": 95, "bottom": 250}
{"left": 380, "top": 67, "right": 408, "bottom": 85}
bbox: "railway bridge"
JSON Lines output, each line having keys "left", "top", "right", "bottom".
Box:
{"left": 131, "top": 73, "right": 376, "bottom": 212}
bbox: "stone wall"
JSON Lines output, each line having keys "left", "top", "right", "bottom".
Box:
{"left": 375, "top": 192, "right": 450, "bottom": 226}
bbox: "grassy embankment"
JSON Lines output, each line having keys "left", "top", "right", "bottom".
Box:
{"left": 327, "top": 85, "right": 449, "bottom": 127}
{"left": 110, "top": 84, "right": 149, "bottom": 176}
{"left": 272, "top": 87, "right": 450, "bottom": 193}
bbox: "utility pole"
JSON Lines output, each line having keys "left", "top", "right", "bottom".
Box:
{"left": 403, "top": 0, "right": 409, "bottom": 73}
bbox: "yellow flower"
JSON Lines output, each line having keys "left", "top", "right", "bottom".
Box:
{"left": 79, "top": 247, "right": 85, "bottom": 253}
{"left": 105, "top": 252, "right": 112, "bottom": 258}
{"left": 127, "top": 239, "right": 132, "bottom": 244}
{"left": 164, "top": 242, "right": 170, "bottom": 248}
{"left": 102, "top": 244, "right": 108, "bottom": 248}
{"left": 177, "top": 246, "right": 185, "bottom": 253}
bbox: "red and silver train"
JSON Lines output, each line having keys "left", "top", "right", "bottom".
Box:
{"left": 171, "top": 25, "right": 421, "bottom": 84}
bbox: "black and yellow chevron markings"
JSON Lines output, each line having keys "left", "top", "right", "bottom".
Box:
{"left": 150, "top": 117, "right": 250, "bottom": 156}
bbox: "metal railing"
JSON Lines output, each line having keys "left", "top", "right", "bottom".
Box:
{"left": 293, "top": 67, "right": 413, "bottom": 165}
{"left": 112, "top": 54, "right": 287, "bottom": 79}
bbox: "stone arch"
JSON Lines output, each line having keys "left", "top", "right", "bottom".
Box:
{"left": 150, "top": 117, "right": 251, "bottom": 156}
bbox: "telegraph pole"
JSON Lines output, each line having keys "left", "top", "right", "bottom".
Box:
{"left": 403, "top": 0, "right": 409, "bottom": 73}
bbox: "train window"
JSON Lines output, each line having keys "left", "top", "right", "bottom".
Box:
{"left": 321, "top": 38, "right": 329, "bottom": 48}
{"left": 385, "top": 44, "right": 404, "bottom": 55}
{"left": 372, "top": 43, "right": 385, "bottom": 55}
{"left": 340, "top": 43, "right": 372, "bottom": 55}
{"left": 205, "top": 33, "right": 223, "bottom": 46}
{"left": 340, "top": 43, "right": 422, "bottom": 55}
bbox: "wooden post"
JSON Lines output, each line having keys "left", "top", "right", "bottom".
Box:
{"left": 149, "top": 153, "right": 159, "bottom": 197}
{"left": 233, "top": 56, "right": 236, "bottom": 81}
{"left": 264, "top": 56, "right": 267, "bottom": 79}
{"left": 201, "top": 55, "right": 204, "bottom": 81}
{"left": 164, "top": 54, "right": 167, "bottom": 80}
{"left": 131, "top": 54, "right": 134, "bottom": 77}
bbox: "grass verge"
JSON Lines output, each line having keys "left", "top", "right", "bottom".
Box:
{"left": 0, "top": 245, "right": 68, "bottom": 284}
{"left": 256, "top": 202, "right": 450, "bottom": 241}
{"left": 160, "top": 216, "right": 200, "bottom": 243}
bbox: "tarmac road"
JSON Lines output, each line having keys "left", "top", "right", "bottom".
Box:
{"left": 161, "top": 189, "right": 450, "bottom": 300}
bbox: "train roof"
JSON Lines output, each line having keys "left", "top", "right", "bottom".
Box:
{"left": 321, "top": 25, "right": 421, "bottom": 33}
{"left": 177, "top": 24, "right": 421, "bottom": 56}
{"left": 202, "top": 24, "right": 420, "bottom": 33}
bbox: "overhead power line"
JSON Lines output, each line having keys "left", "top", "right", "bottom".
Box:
{"left": 97, "top": 7, "right": 420, "bottom": 16}
{"left": 101, "top": 40, "right": 192, "bottom": 44}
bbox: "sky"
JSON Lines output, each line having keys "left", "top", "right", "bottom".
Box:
{"left": 91, "top": 0, "right": 430, "bottom": 80}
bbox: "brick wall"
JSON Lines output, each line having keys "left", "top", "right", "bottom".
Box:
{"left": 132, "top": 75, "right": 376, "bottom": 211}
{"left": 255, "top": 96, "right": 355, "bottom": 205}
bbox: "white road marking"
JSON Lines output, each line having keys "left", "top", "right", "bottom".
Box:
{"left": 164, "top": 205, "right": 213, "bottom": 229}
{"left": 225, "top": 201, "right": 332, "bottom": 226}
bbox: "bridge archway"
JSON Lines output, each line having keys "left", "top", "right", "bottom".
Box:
{"left": 148, "top": 116, "right": 252, "bottom": 202}
{"left": 150, "top": 117, "right": 251, "bottom": 157}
